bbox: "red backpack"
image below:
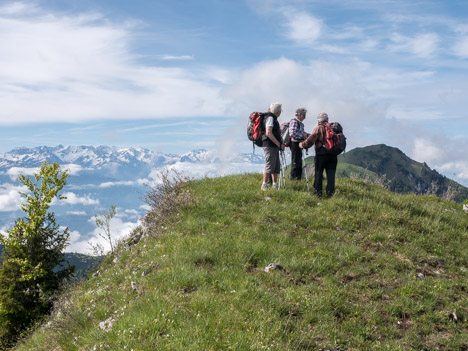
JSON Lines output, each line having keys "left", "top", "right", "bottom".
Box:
{"left": 323, "top": 122, "right": 346, "bottom": 155}
{"left": 247, "top": 112, "right": 266, "bottom": 151}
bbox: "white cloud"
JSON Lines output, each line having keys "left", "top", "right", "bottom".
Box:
{"left": 65, "top": 216, "right": 139, "bottom": 254}
{"left": 63, "top": 164, "right": 85, "bottom": 176}
{"left": 60, "top": 192, "right": 99, "bottom": 206}
{"left": 0, "top": 225, "right": 8, "bottom": 238}
{"left": 67, "top": 210, "right": 87, "bottom": 216}
{"left": 0, "top": 1, "right": 36, "bottom": 15}
{"left": 0, "top": 3, "right": 228, "bottom": 124}
{"left": 389, "top": 33, "right": 439, "bottom": 58}
{"left": 0, "top": 183, "right": 26, "bottom": 212}
{"left": 437, "top": 161, "right": 468, "bottom": 181}
{"left": 282, "top": 9, "right": 322, "bottom": 45}
{"left": 5, "top": 167, "right": 38, "bottom": 180}
{"left": 455, "top": 24, "right": 468, "bottom": 34}
{"left": 98, "top": 180, "right": 138, "bottom": 188}
{"left": 453, "top": 36, "right": 468, "bottom": 59}
{"left": 140, "top": 204, "right": 151, "bottom": 211}
{"left": 148, "top": 161, "right": 264, "bottom": 184}
{"left": 412, "top": 138, "right": 443, "bottom": 164}
{"left": 160, "top": 55, "right": 194, "bottom": 60}
{"left": 121, "top": 209, "right": 141, "bottom": 220}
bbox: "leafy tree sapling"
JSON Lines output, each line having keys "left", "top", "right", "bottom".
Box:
{"left": 0, "top": 161, "right": 74, "bottom": 349}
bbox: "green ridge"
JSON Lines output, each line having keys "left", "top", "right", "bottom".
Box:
{"left": 13, "top": 175, "right": 468, "bottom": 350}
{"left": 336, "top": 145, "right": 468, "bottom": 203}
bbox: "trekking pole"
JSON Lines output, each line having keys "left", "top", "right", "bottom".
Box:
{"left": 278, "top": 157, "right": 283, "bottom": 190}
{"left": 302, "top": 149, "right": 310, "bottom": 192}
{"left": 279, "top": 151, "right": 286, "bottom": 189}
{"left": 281, "top": 151, "right": 287, "bottom": 188}
{"left": 278, "top": 151, "right": 284, "bottom": 189}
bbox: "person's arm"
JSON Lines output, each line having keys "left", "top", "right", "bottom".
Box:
{"left": 266, "top": 127, "right": 284, "bottom": 150}
{"left": 299, "top": 128, "right": 317, "bottom": 149}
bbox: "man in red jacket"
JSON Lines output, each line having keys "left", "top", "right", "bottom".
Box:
{"left": 299, "top": 112, "right": 337, "bottom": 197}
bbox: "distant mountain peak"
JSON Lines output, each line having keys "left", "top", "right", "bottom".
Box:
{"left": 337, "top": 144, "right": 468, "bottom": 202}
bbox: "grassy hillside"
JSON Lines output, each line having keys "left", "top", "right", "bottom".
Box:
{"left": 15, "top": 174, "right": 467, "bottom": 350}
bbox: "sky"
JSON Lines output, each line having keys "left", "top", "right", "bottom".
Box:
{"left": 0, "top": 0, "right": 467, "bottom": 186}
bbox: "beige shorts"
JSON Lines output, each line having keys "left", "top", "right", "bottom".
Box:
{"left": 263, "top": 146, "right": 281, "bottom": 174}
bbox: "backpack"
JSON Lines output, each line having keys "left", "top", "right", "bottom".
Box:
{"left": 322, "top": 122, "right": 346, "bottom": 155}
{"left": 280, "top": 122, "right": 291, "bottom": 147}
{"left": 247, "top": 112, "right": 266, "bottom": 151}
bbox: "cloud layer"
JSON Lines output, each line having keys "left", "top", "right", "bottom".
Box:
{"left": 0, "top": 3, "right": 228, "bottom": 123}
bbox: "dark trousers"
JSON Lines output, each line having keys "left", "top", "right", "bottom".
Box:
{"left": 290, "top": 141, "right": 303, "bottom": 180}
{"left": 314, "top": 153, "right": 338, "bottom": 196}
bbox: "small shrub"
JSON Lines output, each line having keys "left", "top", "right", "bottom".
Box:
{"left": 89, "top": 206, "right": 117, "bottom": 255}
{"left": 142, "top": 169, "right": 193, "bottom": 237}
{"left": 441, "top": 185, "right": 459, "bottom": 201}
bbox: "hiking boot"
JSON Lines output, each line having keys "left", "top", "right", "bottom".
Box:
{"left": 261, "top": 183, "right": 269, "bottom": 191}
{"left": 272, "top": 182, "right": 279, "bottom": 190}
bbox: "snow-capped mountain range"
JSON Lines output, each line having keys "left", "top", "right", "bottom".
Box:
{"left": 0, "top": 145, "right": 264, "bottom": 170}
{"left": 0, "top": 145, "right": 265, "bottom": 254}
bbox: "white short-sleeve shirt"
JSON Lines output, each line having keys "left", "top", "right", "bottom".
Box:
{"left": 265, "top": 116, "right": 275, "bottom": 128}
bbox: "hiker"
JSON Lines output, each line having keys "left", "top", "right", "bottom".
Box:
{"left": 261, "top": 102, "right": 285, "bottom": 191}
{"left": 289, "top": 108, "right": 309, "bottom": 180}
{"left": 299, "top": 112, "right": 337, "bottom": 197}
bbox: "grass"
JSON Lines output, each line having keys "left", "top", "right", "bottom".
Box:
{"left": 14, "top": 174, "right": 468, "bottom": 350}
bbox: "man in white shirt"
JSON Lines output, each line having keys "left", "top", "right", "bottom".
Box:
{"left": 261, "top": 102, "right": 285, "bottom": 191}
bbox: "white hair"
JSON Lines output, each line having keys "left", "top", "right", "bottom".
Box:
{"left": 317, "top": 112, "right": 328, "bottom": 122}
{"left": 269, "top": 102, "right": 282, "bottom": 115}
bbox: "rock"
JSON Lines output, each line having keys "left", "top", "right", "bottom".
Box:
{"left": 264, "top": 263, "right": 284, "bottom": 273}
{"left": 99, "top": 317, "right": 115, "bottom": 332}
{"left": 417, "top": 272, "right": 425, "bottom": 279}
{"left": 131, "top": 281, "right": 138, "bottom": 291}
{"left": 449, "top": 311, "right": 458, "bottom": 322}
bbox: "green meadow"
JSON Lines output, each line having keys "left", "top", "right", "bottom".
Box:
{"left": 15, "top": 174, "right": 468, "bottom": 350}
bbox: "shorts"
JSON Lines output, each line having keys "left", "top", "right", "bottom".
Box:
{"left": 263, "top": 146, "right": 281, "bottom": 174}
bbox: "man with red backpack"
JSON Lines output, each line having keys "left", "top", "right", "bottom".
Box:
{"left": 261, "top": 102, "right": 285, "bottom": 191}
{"left": 299, "top": 112, "right": 338, "bottom": 197}
{"left": 288, "top": 108, "right": 309, "bottom": 180}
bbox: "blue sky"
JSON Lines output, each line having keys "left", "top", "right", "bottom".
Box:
{"left": 0, "top": 0, "right": 468, "bottom": 185}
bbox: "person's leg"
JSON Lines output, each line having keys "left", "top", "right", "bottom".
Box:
{"left": 271, "top": 148, "right": 281, "bottom": 189}
{"left": 262, "top": 147, "right": 273, "bottom": 190}
{"left": 325, "top": 155, "right": 338, "bottom": 196}
{"left": 290, "top": 142, "right": 302, "bottom": 180}
{"left": 314, "top": 154, "right": 326, "bottom": 196}
{"left": 271, "top": 173, "right": 278, "bottom": 183}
